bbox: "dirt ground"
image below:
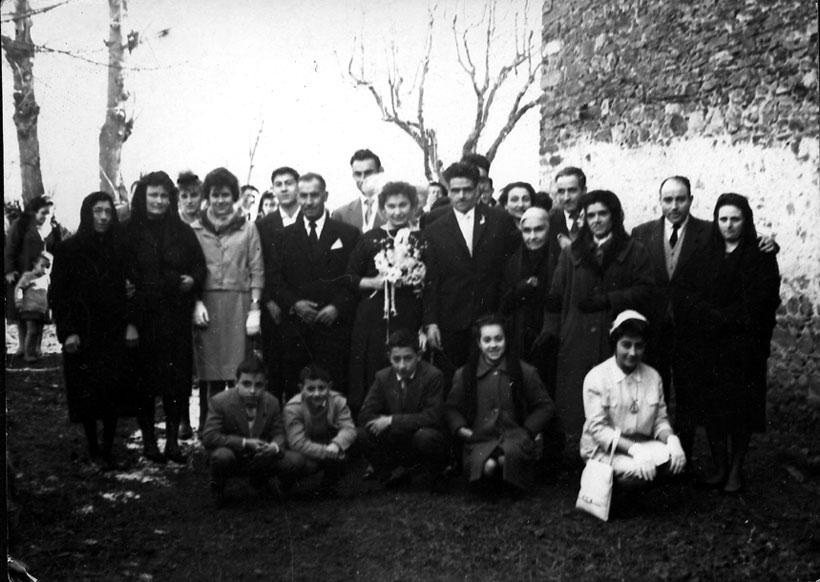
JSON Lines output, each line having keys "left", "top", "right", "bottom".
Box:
{"left": 5, "top": 326, "right": 820, "bottom": 582}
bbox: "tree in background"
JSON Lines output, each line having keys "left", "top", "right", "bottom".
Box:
{"left": 98, "top": 0, "right": 135, "bottom": 206}
{"left": 346, "top": 0, "right": 544, "bottom": 180}
{"left": 1, "top": 0, "right": 45, "bottom": 204}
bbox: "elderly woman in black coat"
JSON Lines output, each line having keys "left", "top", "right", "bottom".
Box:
{"left": 682, "top": 193, "right": 780, "bottom": 493}
{"left": 123, "top": 172, "right": 207, "bottom": 463}
{"left": 49, "top": 192, "right": 135, "bottom": 469}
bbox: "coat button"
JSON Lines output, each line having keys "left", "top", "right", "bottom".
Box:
{"left": 591, "top": 326, "right": 597, "bottom": 333}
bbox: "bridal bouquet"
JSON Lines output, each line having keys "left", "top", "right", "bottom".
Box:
{"left": 372, "top": 228, "right": 426, "bottom": 319}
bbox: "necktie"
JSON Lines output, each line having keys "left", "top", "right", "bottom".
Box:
{"left": 569, "top": 212, "right": 580, "bottom": 238}
{"left": 399, "top": 378, "right": 407, "bottom": 409}
{"left": 308, "top": 220, "right": 318, "bottom": 251}
{"left": 364, "top": 199, "right": 373, "bottom": 226}
{"left": 670, "top": 223, "right": 680, "bottom": 248}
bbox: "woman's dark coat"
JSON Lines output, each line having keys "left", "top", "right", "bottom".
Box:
{"left": 49, "top": 194, "right": 134, "bottom": 421}
{"left": 544, "top": 234, "right": 654, "bottom": 436}
{"left": 122, "top": 211, "right": 206, "bottom": 402}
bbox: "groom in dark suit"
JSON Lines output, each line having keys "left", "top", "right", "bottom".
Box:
{"left": 270, "top": 172, "right": 360, "bottom": 400}
{"left": 632, "top": 175, "right": 712, "bottom": 457}
{"left": 423, "top": 162, "right": 520, "bottom": 383}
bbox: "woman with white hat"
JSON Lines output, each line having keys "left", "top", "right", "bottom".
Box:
{"left": 579, "top": 310, "right": 687, "bottom": 485}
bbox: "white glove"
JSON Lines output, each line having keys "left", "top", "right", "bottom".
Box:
{"left": 193, "top": 300, "right": 209, "bottom": 327}
{"left": 628, "top": 443, "right": 657, "bottom": 481}
{"left": 246, "top": 308, "right": 261, "bottom": 336}
{"left": 666, "top": 435, "right": 686, "bottom": 474}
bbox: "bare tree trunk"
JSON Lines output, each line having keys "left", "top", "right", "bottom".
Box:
{"left": 98, "top": 0, "right": 132, "bottom": 205}
{"left": 2, "top": 0, "right": 45, "bottom": 204}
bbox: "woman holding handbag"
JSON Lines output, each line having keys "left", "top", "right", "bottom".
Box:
{"left": 580, "top": 310, "right": 686, "bottom": 487}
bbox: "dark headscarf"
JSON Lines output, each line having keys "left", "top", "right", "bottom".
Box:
{"left": 129, "top": 171, "right": 181, "bottom": 226}
{"left": 76, "top": 191, "right": 119, "bottom": 240}
{"left": 712, "top": 193, "right": 758, "bottom": 248}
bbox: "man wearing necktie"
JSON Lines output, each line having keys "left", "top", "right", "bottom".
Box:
{"left": 358, "top": 329, "right": 448, "bottom": 491}
{"left": 331, "top": 149, "right": 387, "bottom": 233}
{"left": 632, "top": 175, "right": 714, "bottom": 460}
{"left": 547, "top": 166, "right": 587, "bottom": 273}
{"left": 270, "top": 173, "right": 360, "bottom": 400}
{"left": 423, "top": 162, "right": 521, "bottom": 387}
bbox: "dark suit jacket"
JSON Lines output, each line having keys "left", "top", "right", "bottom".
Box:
{"left": 631, "top": 215, "right": 712, "bottom": 333}
{"left": 423, "top": 205, "right": 520, "bottom": 332}
{"left": 331, "top": 198, "right": 386, "bottom": 233}
{"left": 546, "top": 207, "right": 573, "bottom": 274}
{"left": 358, "top": 360, "right": 445, "bottom": 433}
{"left": 270, "top": 217, "right": 360, "bottom": 323}
{"left": 256, "top": 209, "right": 301, "bottom": 304}
{"left": 202, "top": 389, "right": 286, "bottom": 453}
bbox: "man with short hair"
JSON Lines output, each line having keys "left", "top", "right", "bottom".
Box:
{"left": 202, "top": 357, "right": 303, "bottom": 508}
{"left": 357, "top": 329, "right": 448, "bottom": 491}
{"left": 270, "top": 173, "right": 360, "bottom": 399}
{"left": 547, "top": 166, "right": 587, "bottom": 269}
{"left": 423, "top": 162, "right": 520, "bottom": 383}
{"left": 256, "top": 166, "right": 302, "bottom": 397}
{"left": 631, "top": 176, "right": 718, "bottom": 459}
{"left": 331, "top": 149, "right": 387, "bottom": 232}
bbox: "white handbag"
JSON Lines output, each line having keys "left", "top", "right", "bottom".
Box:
{"left": 576, "top": 429, "right": 620, "bottom": 521}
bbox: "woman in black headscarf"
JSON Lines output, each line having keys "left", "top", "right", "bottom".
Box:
{"left": 49, "top": 192, "right": 133, "bottom": 469}
{"left": 682, "top": 193, "right": 780, "bottom": 493}
{"left": 122, "top": 172, "right": 207, "bottom": 463}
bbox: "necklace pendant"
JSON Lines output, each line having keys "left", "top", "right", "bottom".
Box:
{"left": 629, "top": 399, "right": 639, "bottom": 414}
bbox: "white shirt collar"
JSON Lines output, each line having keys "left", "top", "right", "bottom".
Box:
{"left": 608, "top": 356, "right": 643, "bottom": 384}
{"left": 664, "top": 215, "right": 689, "bottom": 238}
{"left": 280, "top": 206, "right": 299, "bottom": 226}
{"left": 455, "top": 207, "right": 476, "bottom": 221}
{"left": 593, "top": 232, "right": 613, "bottom": 247}
{"left": 303, "top": 211, "right": 327, "bottom": 237}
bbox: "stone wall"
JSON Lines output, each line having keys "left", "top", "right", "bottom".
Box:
{"left": 539, "top": 0, "right": 820, "bottom": 412}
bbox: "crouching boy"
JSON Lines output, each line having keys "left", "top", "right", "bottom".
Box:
{"left": 284, "top": 365, "right": 357, "bottom": 496}
{"left": 357, "top": 329, "right": 448, "bottom": 492}
{"left": 202, "top": 357, "right": 303, "bottom": 507}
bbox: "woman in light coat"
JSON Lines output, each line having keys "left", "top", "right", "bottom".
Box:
{"left": 191, "top": 167, "right": 265, "bottom": 432}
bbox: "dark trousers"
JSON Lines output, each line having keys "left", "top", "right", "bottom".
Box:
{"left": 209, "top": 447, "right": 303, "bottom": 487}
{"left": 260, "top": 309, "right": 284, "bottom": 400}
{"left": 357, "top": 426, "right": 448, "bottom": 477}
{"left": 430, "top": 329, "right": 472, "bottom": 395}
{"left": 279, "top": 317, "right": 351, "bottom": 400}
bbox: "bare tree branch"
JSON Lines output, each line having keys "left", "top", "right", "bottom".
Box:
{"left": 0, "top": 0, "right": 73, "bottom": 23}
{"left": 247, "top": 119, "right": 264, "bottom": 186}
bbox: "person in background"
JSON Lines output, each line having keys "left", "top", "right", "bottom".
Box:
{"left": 239, "top": 184, "right": 259, "bottom": 218}
{"left": 543, "top": 189, "right": 654, "bottom": 447}
{"left": 547, "top": 167, "right": 587, "bottom": 270}
{"left": 14, "top": 251, "right": 51, "bottom": 364}
{"left": 256, "top": 166, "right": 302, "bottom": 398}
{"left": 680, "top": 193, "right": 780, "bottom": 494}
{"left": 191, "top": 168, "right": 265, "bottom": 436}
{"left": 498, "top": 182, "right": 535, "bottom": 226}
{"left": 50, "top": 192, "right": 136, "bottom": 470}
{"left": 580, "top": 310, "right": 687, "bottom": 488}
{"left": 123, "top": 171, "right": 207, "bottom": 464}
{"left": 445, "top": 315, "right": 554, "bottom": 494}
{"left": 533, "top": 190, "right": 553, "bottom": 212}
{"left": 284, "top": 365, "right": 357, "bottom": 497}
{"left": 256, "top": 191, "right": 276, "bottom": 220}
{"left": 5, "top": 195, "right": 64, "bottom": 361}
{"left": 332, "top": 149, "right": 387, "bottom": 232}
{"left": 346, "top": 180, "right": 424, "bottom": 411}
{"left": 426, "top": 182, "right": 447, "bottom": 210}
{"left": 177, "top": 171, "right": 203, "bottom": 225}
{"left": 357, "top": 329, "right": 448, "bottom": 492}
{"left": 202, "top": 357, "right": 304, "bottom": 508}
